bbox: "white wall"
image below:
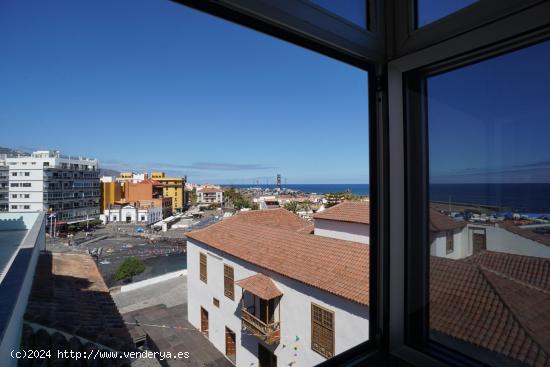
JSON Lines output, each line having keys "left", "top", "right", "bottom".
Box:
{"left": 480, "top": 225, "right": 550, "bottom": 259}
{"left": 187, "top": 240, "right": 369, "bottom": 367}
{"left": 430, "top": 225, "right": 550, "bottom": 259}
{"left": 430, "top": 228, "right": 470, "bottom": 259}
{"left": 314, "top": 219, "right": 370, "bottom": 244}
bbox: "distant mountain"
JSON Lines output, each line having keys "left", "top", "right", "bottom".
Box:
{"left": 99, "top": 168, "right": 120, "bottom": 177}
{"left": 0, "top": 146, "right": 30, "bottom": 156}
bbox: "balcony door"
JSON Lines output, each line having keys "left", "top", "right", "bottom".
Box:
{"left": 258, "top": 343, "right": 277, "bottom": 367}
{"left": 200, "top": 307, "right": 209, "bottom": 338}
{"left": 259, "top": 298, "right": 275, "bottom": 324}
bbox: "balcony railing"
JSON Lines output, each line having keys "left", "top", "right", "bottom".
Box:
{"left": 241, "top": 307, "right": 280, "bottom": 344}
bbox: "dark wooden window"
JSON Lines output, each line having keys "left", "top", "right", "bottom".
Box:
{"left": 311, "top": 303, "right": 335, "bottom": 359}
{"left": 200, "top": 252, "right": 207, "bottom": 283}
{"left": 445, "top": 231, "right": 454, "bottom": 254}
{"left": 224, "top": 264, "right": 234, "bottom": 300}
{"left": 213, "top": 298, "right": 220, "bottom": 307}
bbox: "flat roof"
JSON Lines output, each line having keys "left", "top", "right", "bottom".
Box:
{"left": 0, "top": 230, "right": 27, "bottom": 278}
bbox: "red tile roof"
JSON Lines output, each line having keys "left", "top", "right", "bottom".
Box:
{"left": 431, "top": 252, "right": 550, "bottom": 366}
{"left": 236, "top": 273, "right": 283, "bottom": 300}
{"left": 429, "top": 209, "right": 466, "bottom": 232}
{"left": 187, "top": 210, "right": 369, "bottom": 306}
{"left": 229, "top": 208, "right": 311, "bottom": 232}
{"left": 200, "top": 187, "right": 223, "bottom": 193}
{"left": 25, "top": 253, "right": 133, "bottom": 351}
{"left": 313, "top": 201, "right": 370, "bottom": 225}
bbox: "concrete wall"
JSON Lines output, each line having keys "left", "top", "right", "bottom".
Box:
{"left": 430, "top": 228, "right": 470, "bottom": 259}
{"left": 481, "top": 225, "right": 550, "bottom": 259}
{"left": 430, "top": 225, "right": 550, "bottom": 259}
{"left": 187, "top": 239, "right": 369, "bottom": 367}
{"left": 0, "top": 212, "right": 45, "bottom": 367}
{"left": 314, "top": 219, "right": 370, "bottom": 244}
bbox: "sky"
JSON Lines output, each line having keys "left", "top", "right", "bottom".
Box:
{"left": 0, "top": 0, "right": 369, "bottom": 184}
{"left": 1, "top": 1, "right": 548, "bottom": 184}
{"left": 428, "top": 40, "right": 550, "bottom": 183}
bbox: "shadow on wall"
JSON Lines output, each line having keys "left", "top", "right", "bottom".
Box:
{"left": 0, "top": 217, "right": 27, "bottom": 231}
{"left": 23, "top": 253, "right": 135, "bottom": 351}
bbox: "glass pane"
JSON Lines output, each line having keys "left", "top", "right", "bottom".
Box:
{"left": 417, "top": 0, "right": 477, "bottom": 27}
{"left": 428, "top": 41, "right": 550, "bottom": 366}
{"left": 309, "top": 0, "right": 367, "bottom": 28}
{"left": 1, "top": 0, "right": 371, "bottom": 365}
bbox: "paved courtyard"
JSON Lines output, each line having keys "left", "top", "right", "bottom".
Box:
{"left": 112, "top": 276, "right": 233, "bottom": 367}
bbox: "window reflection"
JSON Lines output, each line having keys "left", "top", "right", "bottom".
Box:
{"left": 428, "top": 41, "right": 550, "bottom": 367}
{"left": 417, "top": 0, "right": 477, "bottom": 27}
{"left": 308, "top": 0, "right": 367, "bottom": 28}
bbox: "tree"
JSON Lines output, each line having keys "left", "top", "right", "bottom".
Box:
{"left": 224, "top": 188, "right": 256, "bottom": 210}
{"left": 114, "top": 257, "right": 145, "bottom": 281}
{"left": 284, "top": 201, "right": 299, "bottom": 213}
{"left": 190, "top": 187, "right": 197, "bottom": 205}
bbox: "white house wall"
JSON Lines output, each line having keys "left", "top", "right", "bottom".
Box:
{"left": 475, "top": 225, "right": 550, "bottom": 259}
{"left": 187, "top": 240, "right": 369, "bottom": 367}
{"left": 430, "top": 228, "right": 470, "bottom": 259}
{"left": 313, "top": 219, "right": 370, "bottom": 244}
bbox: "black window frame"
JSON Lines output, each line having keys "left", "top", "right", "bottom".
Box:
{"left": 167, "top": 1, "right": 550, "bottom": 366}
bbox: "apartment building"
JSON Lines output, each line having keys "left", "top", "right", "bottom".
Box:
{"left": 6, "top": 151, "right": 100, "bottom": 222}
{"left": 197, "top": 187, "right": 224, "bottom": 204}
{"left": 0, "top": 156, "right": 8, "bottom": 212}
{"left": 99, "top": 176, "right": 123, "bottom": 212}
{"left": 186, "top": 208, "right": 370, "bottom": 367}
{"left": 150, "top": 172, "right": 187, "bottom": 212}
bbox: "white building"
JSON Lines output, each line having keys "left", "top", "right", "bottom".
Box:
{"left": 197, "top": 187, "right": 224, "bottom": 204}
{"left": 6, "top": 150, "right": 100, "bottom": 222}
{"left": 429, "top": 209, "right": 550, "bottom": 260}
{"left": 101, "top": 204, "right": 162, "bottom": 225}
{"left": 0, "top": 155, "right": 8, "bottom": 212}
{"left": 313, "top": 201, "right": 370, "bottom": 244}
{"left": 186, "top": 208, "right": 369, "bottom": 367}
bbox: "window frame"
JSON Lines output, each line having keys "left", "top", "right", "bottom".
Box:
{"left": 223, "top": 264, "right": 235, "bottom": 300}
{"left": 390, "top": 15, "right": 550, "bottom": 367}
{"left": 168, "top": 1, "right": 550, "bottom": 366}
{"left": 445, "top": 231, "right": 453, "bottom": 255}
{"left": 311, "top": 302, "right": 336, "bottom": 359}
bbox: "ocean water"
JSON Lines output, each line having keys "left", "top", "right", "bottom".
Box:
{"left": 429, "top": 183, "right": 550, "bottom": 213}
{"left": 227, "top": 183, "right": 550, "bottom": 212}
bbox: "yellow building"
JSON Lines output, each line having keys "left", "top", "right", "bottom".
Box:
{"left": 150, "top": 172, "right": 187, "bottom": 212}
{"left": 100, "top": 181, "right": 123, "bottom": 212}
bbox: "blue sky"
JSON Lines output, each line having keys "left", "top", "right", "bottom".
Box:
{"left": 428, "top": 41, "right": 550, "bottom": 183}
{"left": 0, "top": 0, "right": 369, "bottom": 184}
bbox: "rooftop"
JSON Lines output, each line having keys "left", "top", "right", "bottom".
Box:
{"left": 236, "top": 273, "right": 283, "bottom": 300}
{"left": 431, "top": 251, "right": 549, "bottom": 366}
{"left": 313, "top": 201, "right": 370, "bottom": 225}
{"left": 429, "top": 209, "right": 467, "bottom": 232}
{"left": 24, "top": 253, "right": 133, "bottom": 351}
{"left": 187, "top": 209, "right": 369, "bottom": 306}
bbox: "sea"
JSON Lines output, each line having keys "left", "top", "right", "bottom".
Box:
{"left": 226, "top": 183, "right": 550, "bottom": 213}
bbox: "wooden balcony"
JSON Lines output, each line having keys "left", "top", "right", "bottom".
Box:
{"left": 241, "top": 307, "right": 280, "bottom": 345}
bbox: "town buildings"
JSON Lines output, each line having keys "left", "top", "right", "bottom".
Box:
{"left": 186, "top": 207, "right": 370, "bottom": 367}
{"left": 0, "top": 156, "right": 8, "bottom": 212}
{"left": 101, "top": 203, "right": 162, "bottom": 225}
{"left": 150, "top": 172, "right": 187, "bottom": 212}
{"left": 429, "top": 209, "right": 550, "bottom": 260}
{"left": 116, "top": 172, "right": 186, "bottom": 212}
{"left": 197, "top": 186, "right": 224, "bottom": 204}
{"left": 100, "top": 176, "right": 123, "bottom": 212}
{"left": 6, "top": 151, "right": 100, "bottom": 222}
